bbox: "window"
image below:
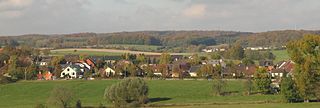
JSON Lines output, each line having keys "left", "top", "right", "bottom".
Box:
{"left": 62, "top": 73, "right": 65, "bottom": 75}
{"left": 67, "top": 69, "right": 70, "bottom": 71}
{"left": 72, "top": 72, "right": 75, "bottom": 75}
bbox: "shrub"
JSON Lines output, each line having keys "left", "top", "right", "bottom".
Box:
{"left": 34, "top": 103, "right": 47, "bottom": 108}
{"left": 76, "top": 100, "right": 81, "bottom": 108}
{"left": 47, "top": 86, "right": 75, "bottom": 108}
{"left": 244, "top": 78, "right": 254, "bottom": 95}
{"left": 0, "top": 75, "right": 16, "bottom": 84}
{"left": 105, "top": 77, "right": 148, "bottom": 107}
{"left": 212, "top": 78, "right": 227, "bottom": 96}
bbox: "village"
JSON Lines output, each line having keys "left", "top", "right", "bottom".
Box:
{"left": 32, "top": 52, "right": 294, "bottom": 85}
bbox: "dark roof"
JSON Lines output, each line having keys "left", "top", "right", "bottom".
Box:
{"left": 189, "top": 65, "right": 200, "bottom": 73}
{"left": 259, "top": 60, "right": 273, "bottom": 66}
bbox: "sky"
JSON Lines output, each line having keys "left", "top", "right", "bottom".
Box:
{"left": 0, "top": 0, "right": 320, "bottom": 35}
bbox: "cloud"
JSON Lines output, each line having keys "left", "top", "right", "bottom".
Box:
{"left": 0, "top": 0, "right": 33, "bottom": 11}
{"left": 0, "top": 0, "right": 34, "bottom": 18}
{"left": 183, "top": 4, "right": 206, "bottom": 18}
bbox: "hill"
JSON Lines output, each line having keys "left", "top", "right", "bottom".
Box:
{"left": 1, "top": 30, "right": 319, "bottom": 52}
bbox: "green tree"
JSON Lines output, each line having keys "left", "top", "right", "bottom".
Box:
{"left": 287, "top": 35, "right": 320, "bottom": 102}
{"left": 211, "top": 52, "right": 221, "bottom": 59}
{"left": 262, "top": 50, "right": 276, "bottom": 60}
{"left": 281, "top": 75, "right": 300, "bottom": 103}
{"left": 242, "top": 58, "right": 255, "bottom": 66}
{"left": 254, "top": 68, "right": 272, "bottom": 94}
{"left": 105, "top": 77, "right": 148, "bottom": 107}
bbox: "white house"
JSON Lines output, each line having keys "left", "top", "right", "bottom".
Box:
{"left": 105, "top": 67, "right": 116, "bottom": 77}
{"left": 60, "top": 65, "right": 82, "bottom": 78}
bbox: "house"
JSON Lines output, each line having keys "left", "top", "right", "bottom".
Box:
{"left": 44, "top": 72, "right": 53, "bottom": 80}
{"left": 189, "top": 65, "right": 200, "bottom": 77}
{"left": 36, "top": 56, "right": 52, "bottom": 66}
{"left": 202, "top": 59, "right": 226, "bottom": 67}
{"left": 60, "top": 65, "right": 82, "bottom": 78}
{"left": 104, "top": 66, "right": 116, "bottom": 77}
{"left": 271, "top": 60, "right": 294, "bottom": 78}
{"left": 238, "top": 64, "right": 257, "bottom": 78}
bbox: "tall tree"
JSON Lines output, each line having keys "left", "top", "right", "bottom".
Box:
{"left": 281, "top": 75, "right": 300, "bottom": 103}
{"left": 287, "top": 35, "right": 320, "bottom": 102}
{"left": 254, "top": 68, "right": 272, "bottom": 94}
{"left": 159, "top": 53, "right": 171, "bottom": 64}
{"left": 229, "top": 43, "right": 244, "bottom": 60}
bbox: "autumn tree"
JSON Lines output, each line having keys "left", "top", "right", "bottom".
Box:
{"left": 189, "top": 54, "right": 201, "bottom": 65}
{"left": 7, "top": 55, "right": 19, "bottom": 79}
{"left": 136, "top": 54, "right": 147, "bottom": 64}
{"left": 159, "top": 53, "right": 171, "bottom": 64}
{"left": 197, "top": 64, "right": 215, "bottom": 78}
{"left": 228, "top": 43, "right": 244, "bottom": 60}
{"left": 50, "top": 56, "right": 64, "bottom": 78}
{"left": 254, "top": 68, "right": 272, "bottom": 94}
{"left": 172, "top": 64, "right": 183, "bottom": 79}
{"left": 287, "top": 35, "right": 320, "bottom": 102}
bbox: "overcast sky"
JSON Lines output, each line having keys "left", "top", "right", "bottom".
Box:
{"left": 1, "top": 0, "right": 320, "bottom": 35}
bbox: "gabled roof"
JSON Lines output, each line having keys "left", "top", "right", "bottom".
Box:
{"left": 259, "top": 60, "right": 273, "bottom": 66}
{"left": 273, "top": 60, "right": 294, "bottom": 73}
{"left": 189, "top": 65, "right": 201, "bottom": 73}
{"left": 64, "top": 64, "right": 82, "bottom": 73}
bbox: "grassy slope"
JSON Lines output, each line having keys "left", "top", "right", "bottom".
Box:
{"left": 50, "top": 50, "right": 123, "bottom": 56}
{"left": 0, "top": 80, "right": 283, "bottom": 108}
{"left": 272, "top": 50, "right": 290, "bottom": 63}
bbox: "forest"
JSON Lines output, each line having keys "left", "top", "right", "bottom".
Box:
{"left": 0, "top": 30, "right": 319, "bottom": 52}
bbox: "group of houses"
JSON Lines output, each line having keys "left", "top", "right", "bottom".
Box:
{"left": 33, "top": 54, "right": 294, "bottom": 80}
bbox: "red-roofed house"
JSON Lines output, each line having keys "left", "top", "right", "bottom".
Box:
{"left": 271, "top": 60, "right": 294, "bottom": 77}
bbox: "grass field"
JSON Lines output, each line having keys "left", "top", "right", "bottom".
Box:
{"left": 1, "top": 79, "right": 316, "bottom": 108}
{"left": 104, "top": 44, "right": 161, "bottom": 52}
{"left": 272, "top": 50, "right": 290, "bottom": 63}
{"left": 51, "top": 48, "right": 195, "bottom": 56}
{"left": 50, "top": 50, "right": 123, "bottom": 56}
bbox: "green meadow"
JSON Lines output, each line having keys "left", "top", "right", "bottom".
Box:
{"left": 1, "top": 79, "right": 317, "bottom": 108}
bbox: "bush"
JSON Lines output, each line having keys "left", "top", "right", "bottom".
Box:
{"left": 47, "top": 86, "right": 75, "bottom": 108}
{"left": 34, "top": 103, "right": 47, "bottom": 108}
{"left": 212, "top": 78, "right": 227, "bottom": 96}
{"left": 0, "top": 75, "right": 16, "bottom": 84}
{"left": 105, "top": 77, "right": 148, "bottom": 107}
{"left": 244, "top": 78, "right": 254, "bottom": 95}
